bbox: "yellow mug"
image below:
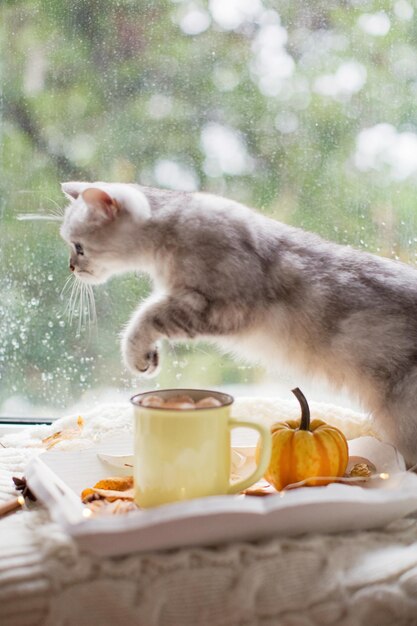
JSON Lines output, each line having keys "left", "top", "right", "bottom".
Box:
{"left": 131, "top": 389, "right": 272, "bottom": 508}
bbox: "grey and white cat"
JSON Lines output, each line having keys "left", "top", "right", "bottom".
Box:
{"left": 61, "top": 181, "right": 417, "bottom": 465}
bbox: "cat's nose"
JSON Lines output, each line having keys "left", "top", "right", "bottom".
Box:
{"left": 69, "top": 263, "right": 75, "bottom": 272}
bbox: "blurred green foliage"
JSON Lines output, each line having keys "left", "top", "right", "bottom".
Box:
{"left": 1, "top": 0, "right": 417, "bottom": 415}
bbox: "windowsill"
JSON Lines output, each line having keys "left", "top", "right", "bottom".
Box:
{"left": 0, "top": 423, "right": 27, "bottom": 435}
{"left": 0, "top": 418, "right": 53, "bottom": 435}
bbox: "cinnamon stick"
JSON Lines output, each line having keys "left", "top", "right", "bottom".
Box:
{"left": 0, "top": 496, "right": 25, "bottom": 518}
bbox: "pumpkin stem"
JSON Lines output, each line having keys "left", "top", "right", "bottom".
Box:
{"left": 291, "top": 387, "right": 310, "bottom": 431}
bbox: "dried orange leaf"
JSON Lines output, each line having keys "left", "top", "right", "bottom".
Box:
{"left": 90, "top": 487, "right": 134, "bottom": 502}
{"left": 42, "top": 419, "right": 84, "bottom": 449}
{"left": 42, "top": 431, "right": 64, "bottom": 447}
{"left": 93, "top": 476, "right": 133, "bottom": 491}
{"left": 81, "top": 488, "right": 96, "bottom": 502}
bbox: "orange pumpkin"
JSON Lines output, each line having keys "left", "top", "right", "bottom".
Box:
{"left": 261, "top": 388, "right": 349, "bottom": 491}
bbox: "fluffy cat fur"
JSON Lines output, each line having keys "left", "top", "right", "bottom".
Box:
{"left": 61, "top": 181, "right": 417, "bottom": 465}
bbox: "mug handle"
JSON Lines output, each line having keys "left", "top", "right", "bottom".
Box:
{"left": 227, "top": 417, "right": 272, "bottom": 494}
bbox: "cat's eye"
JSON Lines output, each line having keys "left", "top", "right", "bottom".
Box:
{"left": 74, "top": 243, "right": 84, "bottom": 255}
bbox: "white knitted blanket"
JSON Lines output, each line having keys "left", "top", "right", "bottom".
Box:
{"left": 2, "top": 398, "right": 417, "bottom": 626}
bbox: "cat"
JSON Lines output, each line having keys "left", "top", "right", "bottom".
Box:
{"left": 61, "top": 181, "right": 417, "bottom": 465}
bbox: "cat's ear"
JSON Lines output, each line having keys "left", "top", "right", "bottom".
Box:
{"left": 81, "top": 187, "right": 119, "bottom": 220}
{"left": 61, "top": 182, "right": 89, "bottom": 200}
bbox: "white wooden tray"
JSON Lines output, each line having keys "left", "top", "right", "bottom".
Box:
{"left": 25, "top": 434, "right": 417, "bottom": 556}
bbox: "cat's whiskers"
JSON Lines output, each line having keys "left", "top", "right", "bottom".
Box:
{"left": 62, "top": 274, "right": 97, "bottom": 338}
{"left": 44, "top": 196, "right": 65, "bottom": 217}
{"left": 60, "top": 274, "right": 74, "bottom": 300}
{"left": 77, "top": 282, "right": 85, "bottom": 336}
{"left": 67, "top": 278, "right": 81, "bottom": 326}
{"left": 82, "top": 283, "right": 97, "bottom": 343}
{"left": 16, "top": 213, "right": 63, "bottom": 222}
{"left": 81, "top": 284, "right": 90, "bottom": 335}
{"left": 47, "top": 209, "right": 64, "bottom": 220}
{"left": 16, "top": 191, "right": 66, "bottom": 223}
{"left": 44, "top": 205, "right": 64, "bottom": 220}
{"left": 85, "top": 283, "right": 97, "bottom": 326}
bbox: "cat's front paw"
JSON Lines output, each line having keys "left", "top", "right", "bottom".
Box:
{"left": 122, "top": 339, "right": 160, "bottom": 378}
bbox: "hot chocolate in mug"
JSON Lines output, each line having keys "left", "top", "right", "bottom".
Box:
{"left": 131, "top": 389, "right": 272, "bottom": 508}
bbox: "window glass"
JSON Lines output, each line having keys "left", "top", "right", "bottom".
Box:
{"left": 1, "top": 0, "right": 416, "bottom": 417}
